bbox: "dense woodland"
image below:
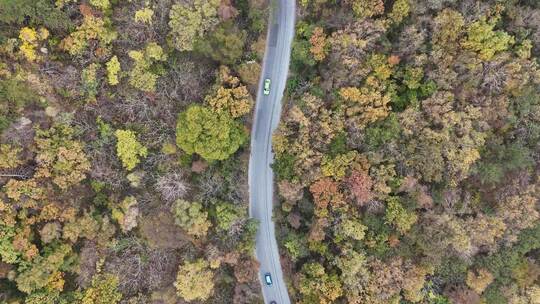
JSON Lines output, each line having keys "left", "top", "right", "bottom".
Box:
{"left": 0, "top": 0, "right": 266, "bottom": 303}
{"left": 273, "top": 0, "right": 540, "bottom": 303}
{"left": 2, "top": 0, "right": 540, "bottom": 303}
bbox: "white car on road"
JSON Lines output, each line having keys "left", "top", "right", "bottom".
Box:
{"left": 263, "top": 79, "right": 271, "bottom": 95}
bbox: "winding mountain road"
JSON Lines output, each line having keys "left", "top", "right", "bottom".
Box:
{"left": 248, "top": 0, "right": 295, "bottom": 303}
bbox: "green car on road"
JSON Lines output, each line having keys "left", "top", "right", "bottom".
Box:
{"left": 263, "top": 78, "right": 271, "bottom": 95}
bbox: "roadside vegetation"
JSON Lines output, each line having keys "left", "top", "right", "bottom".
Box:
{"left": 0, "top": 0, "right": 267, "bottom": 303}
{"left": 275, "top": 0, "right": 540, "bottom": 303}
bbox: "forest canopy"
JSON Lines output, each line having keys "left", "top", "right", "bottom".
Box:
{"left": 1, "top": 0, "right": 540, "bottom": 303}
{"left": 274, "top": 0, "right": 540, "bottom": 303}
{"left": 0, "top": 0, "right": 265, "bottom": 303}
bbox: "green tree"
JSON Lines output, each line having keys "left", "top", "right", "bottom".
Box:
{"left": 0, "top": 144, "right": 22, "bottom": 169}
{"left": 176, "top": 105, "right": 247, "bottom": 161}
{"left": 476, "top": 142, "right": 534, "bottom": 185}
{"left": 335, "top": 249, "right": 369, "bottom": 302}
{"left": 82, "top": 274, "right": 122, "bottom": 304}
{"left": 214, "top": 202, "right": 244, "bottom": 231}
{"left": 385, "top": 196, "right": 417, "bottom": 234}
{"left": 128, "top": 42, "right": 167, "bottom": 92}
{"left": 284, "top": 232, "right": 309, "bottom": 262}
{"left": 462, "top": 16, "right": 514, "bottom": 61}
{"left": 298, "top": 262, "right": 343, "bottom": 304}
{"left": 171, "top": 199, "right": 211, "bottom": 238}
{"left": 114, "top": 130, "right": 148, "bottom": 171}
{"left": 509, "top": 87, "right": 540, "bottom": 148}
{"left": 205, "top": 85, "right": 253, "bottom": 118}
{"left": 237, "top": 218, "right": 259, "bottom": 253}
{"left": 81, "top": 63, "right": 100, "bottom": 102}
{"left": 320, "top": 151, "right": 357, "bottom": 180}
{"left": 291, "top": 39, "right": 317, "bottom": 70}
{"left": 475, "top": 224, "right": 540, "bottom": 288}
{"left": 106, "top": 56, "right": 121, "bottom": 85}
{"left": 0, "top": 78, "right": 36, "bottom": 132}
{"left": 346, "top": 0, "right": 384, "bottom": 19}
{"left": 388, "top": 0, "right": 410, "bottom": 24}
{"left": 272, "top": 152, "right": 297, "bottom": 181}
{"left": 432, "top": 9, "right": 465, "bottom": 53}
{"left": 174, "top": 259, "right": 215, "bottom": 302}
{"left": 334, "top": 218, "right": 367, "bottom": 242}
{"left": 110, "top": 196, "right": 139, "bottom": 233}
{"left": 194, "top": 21, "right": 247, "bottom": 64}
{"left": 0, "top": 224, "right": 20, "bottom": 264}
{"left": 0, "top": 0, "right": 70, "bottom": 31}
{"left": 60, "top": 16, "right": 117, "bottom": 56}
{"left": 25, "top": 290, "right": 61, "bottom": 304}
{"left": 363, "top": 113, "right": 401, "bottom": 150}
{"left": 15, "top": 244, "right": 71, "bottom": 294}
{"left": 168, "top": 0, "right": 220, "bottom": 51}
{"left": 34, "top": 124, "right": 91, "bottom": 190}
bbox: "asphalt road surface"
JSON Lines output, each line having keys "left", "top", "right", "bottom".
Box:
{"left": 248, "top": 0, "right": 295, "bottom": 304}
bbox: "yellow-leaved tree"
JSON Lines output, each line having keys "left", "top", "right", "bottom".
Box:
{"left": 174, "top": 259, "right": 215, "bottom": 302}
{"left": 168, "top": 0, "right": 220, "bottom": 51}
{"left": 115, "top": 129, "right": 148, "bottom": 171}
{"left": 205, "top": 66, "right": 253, "bottom": 118}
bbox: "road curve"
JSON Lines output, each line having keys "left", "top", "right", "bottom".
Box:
{"left": 248, "top": 0, "right": 295, "bottom": 303}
